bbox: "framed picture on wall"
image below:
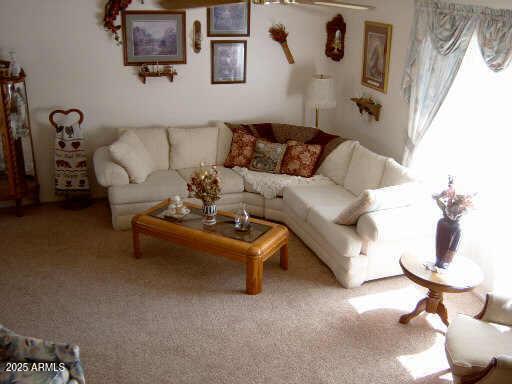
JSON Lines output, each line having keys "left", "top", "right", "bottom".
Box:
{"left": 207, "top": 2, "right": 250, "bottom": 37}
{"left": 361, "top": 21, "right": 392, "bottom": 93}
{"left": 122, "top": 10, "right": 186, "bottom": 66}
{"left": 211, "top": 40, "right": 247, "bottom": 84}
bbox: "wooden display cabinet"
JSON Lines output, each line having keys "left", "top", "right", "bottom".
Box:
{"left": 0, "top": 61, "right": 39, "bottom": 216}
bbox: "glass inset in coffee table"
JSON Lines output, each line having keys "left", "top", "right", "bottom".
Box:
{"left": 132, "top": 199, "right": 289, "bottom": 295}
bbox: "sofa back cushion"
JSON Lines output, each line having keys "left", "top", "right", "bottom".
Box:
{"left": 167, "top": 126, "right": 219, "bottom": 169}
{"left": 343, "top": 144, "right": 387, "bottom": 195}
{"left": 109, "top": 131, "right": 155, "bottom": 183}
{"left": 317, "top": 140, "right": 358, "bottom": 184}
{"left": 380, "top": 158, "right": 416, "bottom": 187}
{"left": 216, "top": 122, "right": 233, "bottom": 165}
{"left": 118, "top": 127, "right": 169, "bottom": 170}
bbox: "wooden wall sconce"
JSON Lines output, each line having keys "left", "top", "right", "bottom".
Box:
{"left": 325, "top": 14, "right": 346, "bottom": 62}
{"left": 193, "top": 20, "right": 202, "bottom": 53}
{"left": 351, "top": 97, "right": 382, "bottom": 121}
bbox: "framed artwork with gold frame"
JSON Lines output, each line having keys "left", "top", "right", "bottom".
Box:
{"left": 122, "top": 10, "right": 187, "bottom": 66}
{"left": 361, "top": 21, "right": 392, "bottom": 93}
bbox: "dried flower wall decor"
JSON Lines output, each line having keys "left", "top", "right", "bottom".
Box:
{"left": 269, "top": 23, "right": 294, "bottom": 64}
{"left": 103, "top": 0, "right": 144, "bottom": 45}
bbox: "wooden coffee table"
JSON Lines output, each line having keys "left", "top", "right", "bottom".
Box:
{"left": 132, "top": 199, "right": 289, "bottom": 295}
{"left": 399, "top": 252, "right": 483, "bottom": 326}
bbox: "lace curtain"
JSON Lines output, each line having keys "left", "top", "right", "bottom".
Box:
{"left": 401, "top": 0, "right": 512, "bottom": 165}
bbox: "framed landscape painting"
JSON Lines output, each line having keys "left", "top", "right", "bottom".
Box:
{"left": 122, "top": 10, "right": 186, "bottom": 66}
{"left": 361, "top": 21, "right": 392, "bottom": 93}
{"left": 211, "top": 40, "right": 247, "bottom": 84}
{"left": 207, "top": 1, "right": 250, "bottom": 37}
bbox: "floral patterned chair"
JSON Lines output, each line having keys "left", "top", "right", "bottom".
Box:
{"left": 0, "top": 325, "right": 85, "bottom": 384}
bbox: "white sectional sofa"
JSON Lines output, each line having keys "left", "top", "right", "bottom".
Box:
{"left": 93, "top": 124, "right": 433, "bottom": 288}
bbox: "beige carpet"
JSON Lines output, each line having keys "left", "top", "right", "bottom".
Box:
{"left": 0, "top": 202, "right": 481, "bottom": 384}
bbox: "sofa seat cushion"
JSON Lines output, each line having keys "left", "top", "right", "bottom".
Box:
{"left": 283, "top": 184, "right": 356, "bottom": 222}
{"left": 306, "top": 208, "right": 363, "bottom": 258}
{"left": 446, "top": 314, "right": 512, "bottom": 377}
{"left": 177, "top": 166, "right": 244, "bottom": 194}
{"left": 108, "top": 170, "right": 189, "bottom": 205}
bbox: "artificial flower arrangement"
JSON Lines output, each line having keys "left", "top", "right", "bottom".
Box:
{"left": 186, "top": 164, "right": 222, "bottom": 205}
{"left": 433, "top": 176, "right": 474, "bottom": 221}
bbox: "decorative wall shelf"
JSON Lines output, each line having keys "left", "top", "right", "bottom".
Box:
{"left": 351, "top": 97, "right": 382, "bottom": 121}
{"left": 138, "top": 65, "right": 177, "bottom": 84}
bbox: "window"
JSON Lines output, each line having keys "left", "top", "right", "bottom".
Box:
{"left": 412, "top": 36, "right": 512, "bottom": 294}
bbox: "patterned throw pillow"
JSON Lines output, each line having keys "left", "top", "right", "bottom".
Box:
{"left": 224, "top": 132, "right": 257, "bottom": 168}
{"left": 249, "top": 140, "right": 287, "bottom": 173}
{"left": 280, "top": 143, "right": 322, "bottom": 177}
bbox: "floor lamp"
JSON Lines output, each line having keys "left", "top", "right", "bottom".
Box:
{"left": 307, "top": 74, "right": 336, "bottom": 128}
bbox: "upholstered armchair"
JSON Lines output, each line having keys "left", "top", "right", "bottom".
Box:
{"left": 445, "top": 293, "right": 512, "bottom": 384}
{"left": 0, "top": 325, "right": 85, "bottom": 384}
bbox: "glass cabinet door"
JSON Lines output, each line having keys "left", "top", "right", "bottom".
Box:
{"left": 3, "top": 81, "right": 35, "bottom": 178}
{"left": 0, "top": 132, "right": 7, "bottom": 176}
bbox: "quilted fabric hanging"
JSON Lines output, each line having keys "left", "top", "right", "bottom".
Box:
{"left": 50, "top": 109, "right": 90, "bottom": 195}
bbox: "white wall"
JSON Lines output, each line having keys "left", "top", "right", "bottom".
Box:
{"left": 334, "top": 0, "right": 512, "bottom": 162}
{"left": 0, "top": 0, "right": 337, "bottom": 201}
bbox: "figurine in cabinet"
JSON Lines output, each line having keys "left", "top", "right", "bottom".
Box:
{"left": 0, "top": 60, "right": 39, "bottom": 216}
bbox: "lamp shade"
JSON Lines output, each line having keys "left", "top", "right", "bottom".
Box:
{"left": 307, "top": 74, "right": 336, "bottom": 109}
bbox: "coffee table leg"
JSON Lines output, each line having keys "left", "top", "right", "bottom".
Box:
{"left": 133, "top": 226, "right": 142, "bottom": 259}
{"left": 280, "top": 243, "right": 288, "bottom": 270}
{"left": 246, "top": 257, "right": 263, "bottom": 295}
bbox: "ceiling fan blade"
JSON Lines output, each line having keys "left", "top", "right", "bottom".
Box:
{"left": 158, "top": 0, "right": 244, "bottom": 10}
{"left": 295, "top": 0, "right": 375, "bottom": 10}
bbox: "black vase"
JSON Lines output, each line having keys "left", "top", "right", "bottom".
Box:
{"left": 435, "top": 217, "right": 462, "bottom": 269}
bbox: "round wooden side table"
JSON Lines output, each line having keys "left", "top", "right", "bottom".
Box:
{"left": 399, "top": 252, "right": 483, "bottom": 326}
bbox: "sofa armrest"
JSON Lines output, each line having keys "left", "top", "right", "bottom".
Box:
{"left": 356, "top": 203, "right": 435, "bottom": 242}
{"left": 479, "top": 293, "right": 512, "bottom": 326}
{"left": 93, "top": 146, "right": 129, "bottom": 187}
